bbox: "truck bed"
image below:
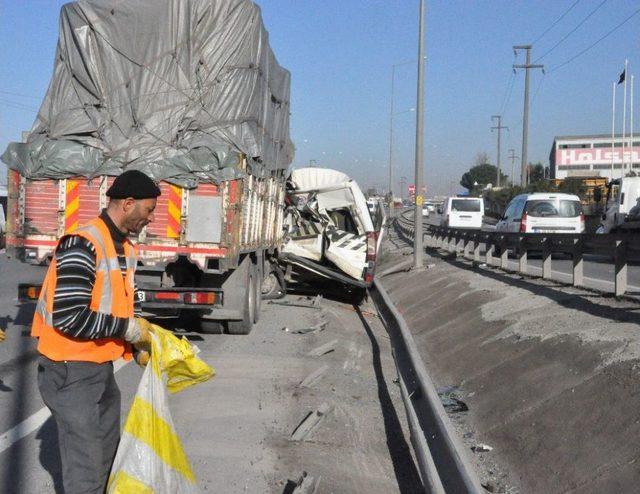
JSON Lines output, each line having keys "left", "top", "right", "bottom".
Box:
{"left": 7, "top": 169, "right": 285, "bottom": 271}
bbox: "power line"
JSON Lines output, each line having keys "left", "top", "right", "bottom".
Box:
{"left": 532, "top": 73, "right": 546, "bottom": 104}
{"left": 0, "top": 90, "right": 41, "bottom": 100}
{"left": 531, "top": 0, "right": 582, "bottom": 46}
{"left": 0, "top": 98, "right": 39, "bottom": 112}
{"left": 549, "top": 6, "right": 640, "bottom": 73}
{"left": 499, "top": 71, "right": 515, "bottom": 115}
{"left": 534, "top": 0, "right": 609, "bottom": 63}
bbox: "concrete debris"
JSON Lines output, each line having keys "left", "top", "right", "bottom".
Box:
{"left": 290, "top": 403, "right": 333, "bottom": 441}
{"left": 268, "top": 296, "right": 323, "bottom": 310}
{"left": 307, "top": 339, "right": 339, "bottom": 357}
{"left": 481, "top": 480, "right": 497, "bottom": 492}
{"left": 298, "top": 365, "right": 330, "bottom": 388}
{"left": 437, "top": 385, "right": 469, "bottom": 413}
{"left": 282, "top": 471, "right": 321, "bottom": 494}
{"left": 472, "top": 443, "right": 494, "bottom": 453}
{"left": 282, "top": 321, "right": 327, "bottom": 334}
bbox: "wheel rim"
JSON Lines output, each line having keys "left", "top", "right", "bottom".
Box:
{"left": 262, "top": 272, "right": 278, "bottom": 295}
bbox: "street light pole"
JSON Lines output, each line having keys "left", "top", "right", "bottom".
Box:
{"left": 388, "top": 64, "right": 396, "bottom": 204}
{"left": 413, "top": 0, "right": 426, "bottom": 269}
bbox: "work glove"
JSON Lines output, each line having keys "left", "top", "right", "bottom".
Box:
{"left": 0, "top": 328, "right": 5, "bottom": 343}
{"left": 124, "top": 317, "right": 154, "bottom": 352}
{"left": 133, "top": 349, "right": 150, "bottom": 368}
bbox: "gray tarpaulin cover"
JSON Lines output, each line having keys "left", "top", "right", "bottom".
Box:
{"left": 1, "top": 0, "right": 293, "bottom": 188}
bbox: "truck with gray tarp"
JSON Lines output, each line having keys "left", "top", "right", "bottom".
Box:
{"left": 2, "top": 0, "right": 293, "bottom": 334}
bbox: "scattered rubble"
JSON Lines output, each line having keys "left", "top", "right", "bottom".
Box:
{"left": 290, "top": 403, "right": 333, "bottom": 442}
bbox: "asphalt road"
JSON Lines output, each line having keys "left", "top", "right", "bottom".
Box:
{"left": 0, "top": 253, "right": 419, "bottom": 493}
{"left": 420, "top": 213, "right": 640, "bottom": 293}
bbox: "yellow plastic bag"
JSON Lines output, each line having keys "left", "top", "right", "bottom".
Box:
{"left": 149, "top": 324, "right": 215, "bottom": 393}
{"left": 108, "top": 324, "right": 215, "bottom": 493}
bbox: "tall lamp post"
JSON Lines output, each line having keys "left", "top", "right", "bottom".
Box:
{"left": 413, "top": 0, "right": 426, "bottom": 269}
{"left": 389, "top": 60, "right": 416, "bottom": 207}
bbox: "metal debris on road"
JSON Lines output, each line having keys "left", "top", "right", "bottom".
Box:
{"left": 472, "top": 443, "right": 494, "bottom": 453}
{"left": 307, "top": 339, "right": 339, "bottom": 357}
{"left": 283, "top": 471, "right": 321, "bottom": 494}
{"left": 290, "top": 403, "right": 333, "bottom": 442}
{"left": 298, "top": 365, "right": 330, "bottom": 388}
{"left": 269, "top": 295, "right": 323, "bottom": 310}
{"left": 282, "top": 321, "right": 327, "bottom": 334}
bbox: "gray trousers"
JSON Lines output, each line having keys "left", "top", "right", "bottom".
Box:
{"left": 37, "top": 357, "right": 121, "bottom": 494}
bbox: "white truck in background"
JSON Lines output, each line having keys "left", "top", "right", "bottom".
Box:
{"left": 596, "top": 177, "right": 640, "bottom": 233}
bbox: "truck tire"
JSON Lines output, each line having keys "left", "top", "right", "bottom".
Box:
{"left": 227, "top": 263, "right": 256, "bottom": 335}
{"left": 200, "top": 320, "right": 224, "bottom": 334}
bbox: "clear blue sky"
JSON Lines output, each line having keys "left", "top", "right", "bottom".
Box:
{"left": 1, "top": 0, "right": 639, "bottom": 196}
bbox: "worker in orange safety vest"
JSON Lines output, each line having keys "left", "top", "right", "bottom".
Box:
{"left": 33, "top": 170, "right": 161, "bottom": 494}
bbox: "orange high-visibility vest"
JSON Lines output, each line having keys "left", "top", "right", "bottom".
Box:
{"left": 31, "top": 217, "right": 135, "bottom": 363}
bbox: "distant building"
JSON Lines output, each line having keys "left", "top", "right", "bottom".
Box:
{"left": 550, "top": 134, "right": 640, "bottom": 181}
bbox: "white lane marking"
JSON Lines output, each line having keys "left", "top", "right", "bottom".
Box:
{"left": 0, "top": 359, "right": 130, "bottom": 454}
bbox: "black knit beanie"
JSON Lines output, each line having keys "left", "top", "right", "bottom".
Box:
{"left": 107, "top": 170, "right": 161, "bottom": 199}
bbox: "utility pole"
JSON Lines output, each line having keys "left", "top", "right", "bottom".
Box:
{"left": 413, "top": 0, "right": 426, "bottom": 269}
{"left": 513, "top": 45, "right": 543, "bottom": 187}
{"left": 491, "top": 115, "right": 508, "bottom": 187}
{"left": 508, "top": 149, "right": 519, "bottom": 186}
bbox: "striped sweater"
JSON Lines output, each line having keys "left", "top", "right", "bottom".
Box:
{"left": 52, "top": 212, "right": 141, "bottom": 340}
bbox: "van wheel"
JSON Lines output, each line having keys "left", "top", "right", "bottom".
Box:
{"left": 262, "top": 263, "right": 286, "bottom": 300}
{"left": 227, "top": 263, "right": 256, "bottom": 335}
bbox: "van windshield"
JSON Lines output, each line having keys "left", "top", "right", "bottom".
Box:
{"left": 451, "top": 199, "right": 481, "bottom": 212}
{"left": 525, "top": 199, "right": 582, "bottom": 218}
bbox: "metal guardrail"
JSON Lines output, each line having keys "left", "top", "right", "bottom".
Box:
{"left": 369, "top": 280, "right": 484, "bottom": 493}
{"left": 395, "top": 208, "right": 640, "bottom": 297}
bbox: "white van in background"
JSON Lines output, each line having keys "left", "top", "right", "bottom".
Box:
{"left": 440, "top": 197, "right": 484, "bottom": 229}
{"left": 496, "top": 193, "right": 584, "bottom": 233}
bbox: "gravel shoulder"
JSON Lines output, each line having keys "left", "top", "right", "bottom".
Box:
{"left": 379, "top": 228, "right": 640, "bottom": 493}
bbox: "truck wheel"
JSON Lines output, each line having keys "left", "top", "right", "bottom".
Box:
{"left": 200, "top": 320, "right": 224, "bottom": 334}
{"left": 227, "top": 263, "right": 256, "bottom": 335}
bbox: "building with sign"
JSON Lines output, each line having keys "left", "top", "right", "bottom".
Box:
{"left": 550, "top": 134, "right": 640, "bottom": 181}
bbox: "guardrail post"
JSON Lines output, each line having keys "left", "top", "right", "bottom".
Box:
{"left": 542, "top": 237, "right": 551, "bottom": 279}
{"left": 615, "top": 239, "right": 627, "bottom": 297}
{"left": 473, "top": 236, "right": 481, "bottom": 263}
{"left": 500, "top": 237, "right": 508, "bottom": 270}
{"left": 486, "top": 241, "right": 494, "bottom": 266}
{"left": 572, "top": 238, "right": 583, "bottom": 287}
{"left": 518, "top": 238, "right": 527, "bottom": 274}
{"left": 465, "top": 238, "right": 472, "bottom": 260}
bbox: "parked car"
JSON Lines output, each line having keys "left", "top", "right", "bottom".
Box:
{"left": 440, "top": 197, "right": 484, "bottom": 229}
{"left": 496, "top": 193, "right": 584, "bottom": 233}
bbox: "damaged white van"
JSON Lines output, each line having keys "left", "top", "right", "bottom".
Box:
{"left": 280, "top": 168, "right": 384, "bottom": 298}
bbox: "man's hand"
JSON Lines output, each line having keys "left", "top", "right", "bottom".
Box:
{"left": 124, "top": 317, "right": 153, "bottom": 351}
{"left": 134, "top": 350, "right": 150, "bottom": 368}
